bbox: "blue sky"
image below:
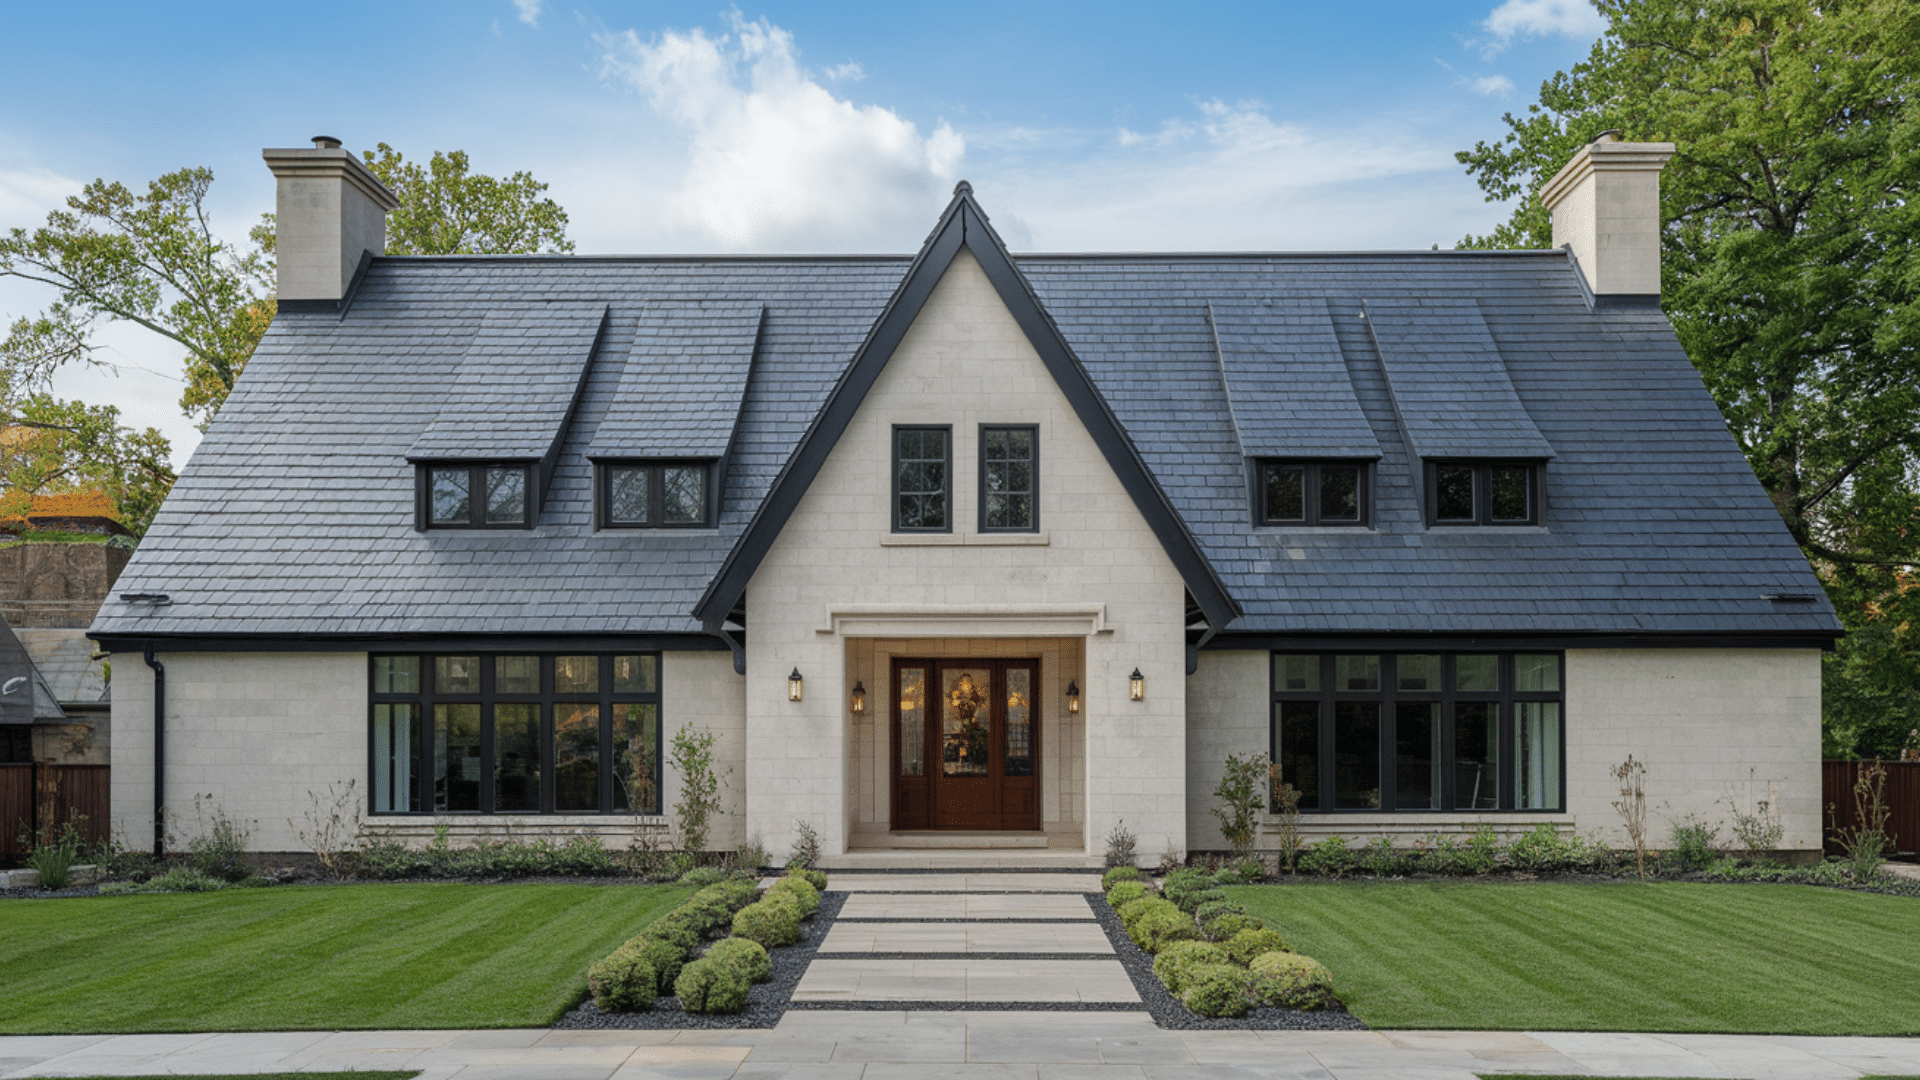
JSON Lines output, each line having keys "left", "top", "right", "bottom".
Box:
{"left": 0, "top": 0, "right": 1604, "bottom": 464}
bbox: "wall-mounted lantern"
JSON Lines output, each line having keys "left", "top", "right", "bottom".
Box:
{"left": 1066, "top": 680, "right": 1081, "bottom": 715}
{"left": 1128, "top": 668, "right": 1145, "bottom": 702}
{"left": 788, "top": 667, "right": 804, "bottom": 702}
{"left": 850, "top": 679, "right": 866, "bottom": 714}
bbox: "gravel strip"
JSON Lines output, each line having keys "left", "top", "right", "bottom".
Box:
{"left": 1089, "top": 893, "right": 1367, "bottom": 1031}
{"left": 554, "top": 891, "right": 848, "bottom": 1030}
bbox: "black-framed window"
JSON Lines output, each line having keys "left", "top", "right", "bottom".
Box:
{"left": 369, "top": 652, "right": 662, "bottom": 816}
{"left": 1426, "top": 461, "right": 1543, "bottom": 526}
{"left": 893, "top": 425, "right": 951, "bottom": 532}
{"left": 421, "top": 463, "right": 533, "bottom": 529}
{"left": 599, "top": 462, "right": 712, "bottom": 528}
{"left": 979, "top": 425, "right": 1038, "bottom": 532}
{"left": 1271, "top": 652, "right": 1563, "bottom": 813}
{"left": 1256, "top": 461, "right": 1369, "bottom": 527}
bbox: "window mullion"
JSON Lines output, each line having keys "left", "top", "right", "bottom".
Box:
{"left": 1379, "top": 655, "right": 1397, "bottom": 812}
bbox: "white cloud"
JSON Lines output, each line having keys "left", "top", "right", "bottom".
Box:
{"left": 1481, "top": 0, "right": 1605, "bottom": 52}
{"left": 0, "top": 164, "right": 77, "bottom": 229}
{"left": 594, "top": 14, "right": 963, "bottom": 250}
{"left": 513, "top": 0, "right": 541, "bottom": 29}
{"left": 825, "top": 62, "right": 864, "bottom": 83}
{"left": 1466, "top": 74, "right": 1516, "bottom": 96}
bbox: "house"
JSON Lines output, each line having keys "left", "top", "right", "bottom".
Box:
{"left": 87, "top": 136, "right": 1840, "bottom": 867}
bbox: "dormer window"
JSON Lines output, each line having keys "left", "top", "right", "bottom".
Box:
{"left": 422, "top": 464, "right": 533, "bottom": 529}
{"left": 599, "top": 462, "right": 713, "bottom": 528}
{"left": 1257, "top": 461, "right": 1369, "bottom": 527}
{"left": 1426, "top": 461, "right": 1542, "bottom": 526}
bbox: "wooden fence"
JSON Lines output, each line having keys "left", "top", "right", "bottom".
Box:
{"left": 0, "top": 763, "right": 111, "bottom": 858}
{"left": 1823, "top": 759, "right": 1920, "bottom": 858}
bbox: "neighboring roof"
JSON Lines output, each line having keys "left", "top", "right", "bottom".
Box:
{"left": 0, "top": 617, "right": 65, "bottom": 721}
{"left": 16, "top": 628, "right": 106, "bottom": 704}
{"left": 90, "top": 194, "right": 1841, "bottom": 645}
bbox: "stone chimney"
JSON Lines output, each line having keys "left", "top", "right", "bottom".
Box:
{"left": 261, "top": 136, "right": 400, "bottom": 306}
{"left": 1538, "top": 132, "right": 1675, "bottom": 304}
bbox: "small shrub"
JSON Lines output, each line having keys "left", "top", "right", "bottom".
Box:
{"left": 729, "top": 836, "right": 769, "bottom": 876}
{"left": 640, "top": 917, "right": 701, "bottom": 957}
{"left": 1212, "top": 857, "right": 1266, "bottom": 885}
{"left": 97, "top": 866, "right": 252, "bottom": 894}
{"left": 1723, "top": 771, "right": 1785, "bottom": 860}
{"left": 1270, "top": 778, "right": 1304, "bottom": 874}
{"left": 1181, "top": 963, "right": 1251, "bottom": 1017}
{"left": 1831, "top": 760, "right": 1893, "bottom": 878}
{"left": 1612, "top": 754, "right": 1650, "bottom": 879}
{"left": 1104, "top": 818, "right": 1140, "bottom": 868}
{"left": 1224, "top": 927, "right": 1289, "bottom": 965}
{"left": 1358, "top": 836, "right": 1416, "bottom": 877}
{"left": 1119, "top": 895, "right": 1181, "bottom": 934}
{"left": 1153, "top": 940, "right": 1229, "bottom": 994}
{"left": 587, "top": 945, "right": 658, "bottom": 1011}
{"left": 1421, "top": 828, "right": 1499, "bottom": 875}
{"left": 1102, "top": 865, "right": 1144, "bottom": 891}
{"left": 23, "top": 818, "right": 85, "bottom": 890}
{"left": 1665, "top": 815, "right": 1720, "bottom": 872}
{"left": 703, "top": 937, "right": 772, "bottom": 982}
{"left": 1131, "top": 904, "right": 1202, "bottom": 954}
{"left": 185, "top": 797, "right": 253, "bottom": 882}
{"left": 1106, "top": 881, "right": 1150, "bottom": 909}
{"left": 732, "top": 899, "right": 802, "bottom": 948}
{"left": 679, "top": 866, "right": 730, "bottom": 888}
{"left": 1194, "top": 898, "right": 1246, "bottom": 930}
{"left": 671, "top": 723, "right": 725, "bottom": 852}
{"left": 1505, "top": 823, "right": 1602, "bottom": 874}
{"left": 1204, "top": 913, "right": 1263, "bottom": 942}
{"left": 1247, "top": 950, "right": 1333, "bottom": 1009}
{"left": 1211, "top": 751, "right": 1271, "bottom": 856}
{"left": 788, "top": 819, "right": 822, "bottom": 868}
{"left": 674, "top": 956, "right": 751, "bottom": 1013}
{"left": 1297, "top": 836, "right": 1354, "bottom": 877}
{"left": 768, "top": 874, "right": 820, "bottom": 916}
{"left": 787, "top": 865, "right": 829, "bottom": 892}
{"left": 1161, "top": 867, "right": 1212, "bottom": 908}
{"left": 632, "top": 936, "right": 688, "bottom": 993}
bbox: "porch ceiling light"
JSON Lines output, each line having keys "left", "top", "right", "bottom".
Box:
{"left": 850, "top": 679, "right": 866, "bottom": 714}
{"left": 788, "top": 667, "right": 804, "bottom": 702}
{"left": 1066, "top": 680, "right": 1081, "bottom": 715}
{"left": 1129, "top": 668, "right": 1145, "bottom": 702}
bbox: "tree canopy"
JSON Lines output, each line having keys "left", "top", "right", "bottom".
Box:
{"left": 1457, "top": 0, "right": 1920, "bottom": 757}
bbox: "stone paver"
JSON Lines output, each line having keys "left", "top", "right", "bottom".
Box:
{"left": 824, "top": 873, "right": 1102, "bottom": 893}
{"left": 794, "top": 960, "right": 1141, "bottom": 1003}
{"left": 837, "top": 893, "right": 1095, "bottom": 921}
{"left": 818, "top": 921, "right": 1114, "bottom": 954}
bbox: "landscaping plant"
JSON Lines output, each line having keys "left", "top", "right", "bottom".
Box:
{"left": 1180, "top": 964, "right": 1252, "bottom": 1017}
{"left": 788, "top": 819, "right": 822, "bottom": 868}
{"left": 704, "top": 937, "right": 772, "bottom": 983}
{"left": 1665, "top": 815, "right": 1720, "bottom": 872}
{"left": 1611, "top": 755, "right": 1649, "bottom": 879}
{"left": 1246, "top": 950, "right": 1334, "bottom": 1009}
{"left": 669, "top": 722, "right": 724, "bottom": 852}
{"left": 673, "top": 956, "right": 750, "bottom": 1013}
{"left": 1830, "top": 759, "right": 1893, "bottom": 878}
{"left": 1103, "top": 817, "right": 1139, "bottom": 868}
{"left": 1101, "top": 864, "right": 1143, "bottom": 890}
{"left": 1210, "top": 751, "right": 1270, "bottom": 856}
{"left": 1722, "top": 770, "right": 1784, "bottom": 860}
{"left": 288, "top": 779, "right": 361, "bottom": 875}
{"left": 1270, "top": 773, "right": 1304, "bottom": 874}
{"left": 22, "top": 816, "right": 86, "bottom": 891}
{"left": 184, "top": 796, "right": 255, "bottom": 882}
{"left": 1153, "top": 940, "right": 1230, "bottom": 994}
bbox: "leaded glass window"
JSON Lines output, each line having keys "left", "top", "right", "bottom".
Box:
{"left": 981, "top": 425, "right": 1037, "bottom": 532}
{"left": 421, "top": 463, "right": 532, "bottom": 529}
{"left": 1258, "top": 461, "right": 1370, "bottom": 526}
{"left": 1426, "top": 461, "right": 1544, "bottom": 526}
{"left": 600, "top": 462, "right": 712, "bottom": 528}
{"left": 894, "top": 426, "right": 951, "bottom": 532}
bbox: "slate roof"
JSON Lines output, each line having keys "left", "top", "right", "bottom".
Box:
{"left": 91, "top": 228, "right": 1841, "bottom": 643}
{"left": 407, "top": 302, "right": 606, "bottom": 462}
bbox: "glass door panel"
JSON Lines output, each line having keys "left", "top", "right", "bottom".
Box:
{"left": 1453, "top": 702, "right": 1500, "bottom": 809}
{"left": 941, "top": 668, "right": 992, "bottom": 777}
{"left": 1394, "top": 702, "right": 1440, "bottom": 810}
{"left": 555, "top": 703, "right": 601, "bottom": 812}
{"left": 613, "top": 703, "right": 658, "bottom": 813}
{"left": 1004, "top": 668, "right": 1033, "bottom": 777}
{"left": 899, "top": 668, "right": 926, "bottom": 777}
{"left": 433, "top": 703, "right": 481, "bottom": 812}
{"left": 1274, "top": 701, "right": 1320, "bottom": 809}
{"left": 493, "top": 703, "right": 541, "bottom": 812}
{"left": 1333, "top": 702, "right": 1380, "bottom": 809}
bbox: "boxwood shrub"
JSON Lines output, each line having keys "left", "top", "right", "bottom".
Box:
{"left": 1130, "top": 903, "right": 1202, "bottom": 954}
{"left": 1180, "top": 963, "right": 1251, "bottom": 1018}
{"left": 1223, "top": 926, "right": 1289, "bottom": 965}
{"left": 674, "top": 955, "right": 751, "bottom": 1013}
{"left": 586, "top": 944, "right": 658, "bottom": 1012}
{"left": 1247, "top": 950, "right": 1334, "bottom": 1009}
{"left": 704, "top": 937, "right": 772, "bottom": 983}
{"left": 1160, "top": 868, "right": 1214, "bottom": 910}
{"left": 1203, "top": 912, "right": 1263, "bottom": 942}
{"left": 1101, "top": 865, "right": 1144, "bottom": 890}
{"left": 768, "top": 874, "right": 820, "bottom": 916}
{"left": 732, "top": 898, "right": 802, "bottom": 948}
{"left": 1152, "top": 940, "right": 1228, "bottom": 994}
{"left": 1106, "top": 880, "right": 1150, "bottom": 908}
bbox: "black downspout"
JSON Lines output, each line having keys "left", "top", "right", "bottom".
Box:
{"left": 143, "top": 647, "right": 165, "bottom": 859}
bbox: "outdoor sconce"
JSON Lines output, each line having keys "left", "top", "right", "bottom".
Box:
{"left": 850, "top": 680, "right": 866, "bottom": 714}
{"left": 1129, "top": 668, "right": 1145, "bottom": 702}
{"left": 1066, "top": 680, "right": 1081, "bottom": 715}
{"left": 788, "top": 668, "right": 804, "bottom": 702}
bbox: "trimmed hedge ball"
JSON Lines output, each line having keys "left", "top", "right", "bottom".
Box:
{"left": 1204, "top": 913, "right": 1264, "bottom": 942}
{"left": 631, "top": 935, "right": 689, "bottom": 993}
{"left": 678, "top": 866, "right": 730, "bottom": 887}
{"left": 1118, "top": 895, "right": 1179, "bottom": 934}
{"left": 787, "top": 866, "right": 829, "bottom": 892}
{"left": 1247, "top": 950, "right": 1334, "bottom": 1009}
{"left": 1131, "top": 904, "right": 1203, "bottom": 954}
{"left": 1223, "top": 926, "right": 1290, "bottom": 965}
{"left": 640, "top": 917, "right": 701, "bottom": 956}
{"left": 704, "top": 937, "right": 772, "bottom": 983}
{"left": 1101, "top": 865, "right": 1144, "bottom": 890}
{"left": 1180, "top": 963, "right": 1251, "bottom": 1018}
{"left": 586, "top": 944, "right": 657, "bottom": 1012}
{"left": 768, "top": 875, "right": 821, "bottom": 916}
{"left": 674, "top": 956, "right": 751, "bottom": 1013}
{"left": 1195, "top": 898, "right": 1245, "bottom": 926}
{"left": 1173, "top": 886, "right": 1227, "bottom": 915}
{"left": 1106, "top": 881, "right": 1150, "bottom": 909}
{"left": 1152, "top": 939, "right": 1229, "bottom": 994}
{"left": 731, "top": 899, "right": 802, "bottom": 948}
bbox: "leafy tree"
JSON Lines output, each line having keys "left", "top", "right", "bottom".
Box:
{"left": 1, "top": 396, "right": 175, "bottom": 535}
{"left": 363, "top": 144, "right": 574, "bottom": 256}
{"left": 1455, "top": 0, "right": 1920, "bottom": 756}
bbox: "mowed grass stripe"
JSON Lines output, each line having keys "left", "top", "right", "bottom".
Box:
{"left": 1226, "top": 881, "right": 1920, "bottom": 1035}
{"left": 0, "top": 883, "right": 690, "bottom": 1033}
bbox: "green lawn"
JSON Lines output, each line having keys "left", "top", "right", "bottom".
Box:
{"left": 0, "top": 882, "right": 689, "bottom": 1033}
{"left": 1227, "top": 881, "right": 1920, "bottom": 1035}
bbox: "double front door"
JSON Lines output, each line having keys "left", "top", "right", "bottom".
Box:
{"left": 891, "top": 658, "right": 1040, "bottom": 831}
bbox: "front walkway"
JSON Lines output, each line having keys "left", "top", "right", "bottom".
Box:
{"left": 5, "top": 871, "right": 1920, "bottom": 1079}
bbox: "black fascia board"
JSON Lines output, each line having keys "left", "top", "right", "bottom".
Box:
{"left": 1209, "top": 629, "right": 1844, "bottom": 652}
{"left": 693, "top": 186, "right": 1242, "bottom": 634}
{"left": 88, "top": 632, "right": 729, "bottom": 654}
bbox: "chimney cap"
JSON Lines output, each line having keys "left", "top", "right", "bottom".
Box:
{"left": 1590, "top": 129, "right": 1623, "bottom": 144}
{"left": 311, "top": 135, "right": 344, "bottom": 150}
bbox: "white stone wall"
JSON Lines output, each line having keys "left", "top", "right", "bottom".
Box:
{"left": 108, "top": 652, "right": 365, "bottom": 853}
{"left": 663, "top": 650, "right": 748, "bottom": 852}
{"left": 1566, "top": 648, "right": 1822, "bottom": 852}
{"left": 1186, "top": 651, "right": 1268, "bottom": 852}
{"left": 744, "top": 248, "right": 1190, "bottom": 859}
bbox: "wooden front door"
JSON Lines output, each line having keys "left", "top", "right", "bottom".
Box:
{"left": 890, "top": 658, "right": 1039, "bottom": 831}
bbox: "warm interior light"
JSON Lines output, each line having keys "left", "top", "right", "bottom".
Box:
{"left": 850, "top": 680, "right": 866, "bottom": 714}
{"left": 788, "top": 667, "right": 804, "bottom": 702}
{"left": 1128, "top": 668, "right": 1145, "bottom": 702}
{"left": 1066, "top": 680, "right": 1081, "bottom": 715}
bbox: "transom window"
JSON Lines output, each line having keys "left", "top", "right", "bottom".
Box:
{"left": 893, "top": 426, "right": 951, "bottom": 532}
{"left": 979, "top": 425, "right": 1038, "bottom": 532}
{"left": 1257, "top": 461, "right": 1369, "bottom": 527}
{"left": 1426, "top": 461, "right": 1542, "bottom": 526}
{"left": 600, "top": 462, "right": 711, "bottom": 528}
{"left": 423, "top": 464, "right": 533, "bottom": 529}
{"left": 369, "top": 652, "right": 662, "bottom": 816}
{"left": 1271, "top": 652, "right": 1563, "bottom": 813}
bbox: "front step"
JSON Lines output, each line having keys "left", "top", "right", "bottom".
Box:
{"left": 873, "top": 831, "right": 1050, "bottom": 849}
{"left": 821, "top": 850, "right": 1102, "bottom": 871}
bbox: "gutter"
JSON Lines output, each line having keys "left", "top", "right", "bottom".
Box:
{"left": 143, "top": 646, "right": 164, "bottom": 858}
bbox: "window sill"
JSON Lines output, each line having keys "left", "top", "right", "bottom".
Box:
{"left": 1426, "top": 525, "right": 1551, "bottom": 535}
{"left": 881, "top": 532, "right": 1050, "bottom": 547}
